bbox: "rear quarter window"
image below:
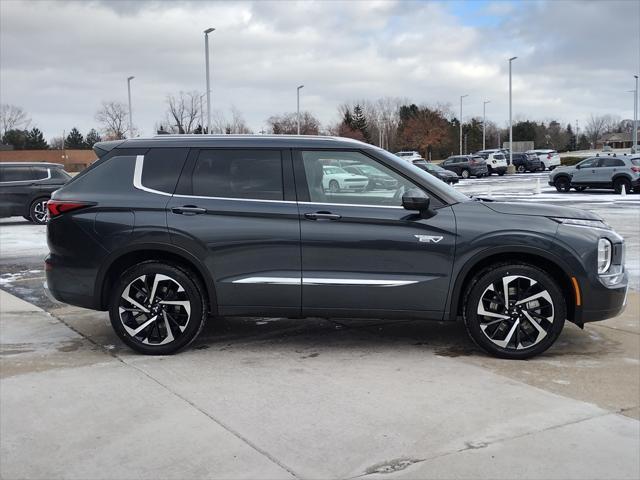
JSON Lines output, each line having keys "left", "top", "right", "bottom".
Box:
{"left": 141, "top": 148, "right": 189, "bottom": 193}
{"left": 0, "top": 166, "right": 32, "bottom": 182}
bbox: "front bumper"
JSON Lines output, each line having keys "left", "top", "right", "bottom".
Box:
{"left": 575, "top": 270, "right": 628, "bottom": 324}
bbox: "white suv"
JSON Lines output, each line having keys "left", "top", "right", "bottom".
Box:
{"left": 475, "top": 149, "right": 508, "bottom": 175}
{"left": 527, "top": 149, "right": 561, "bottom": 171}
{"left": 395, "top": 151, "right": 422, "bottom": 161}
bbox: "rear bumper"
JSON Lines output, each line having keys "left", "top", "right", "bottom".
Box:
{"left": 45, "top": 254, "right": 102, "bottom": 310}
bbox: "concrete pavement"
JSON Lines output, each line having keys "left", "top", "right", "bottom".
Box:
{"left": 1, "top": 289, "right": 639, "bottom": 479}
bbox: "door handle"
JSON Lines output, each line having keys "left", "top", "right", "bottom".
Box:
{"left": 304, "top": 211, "right": 342, "bottom": 221}
{"left": 171, "top": 206, "right": 207, "bottom": 215}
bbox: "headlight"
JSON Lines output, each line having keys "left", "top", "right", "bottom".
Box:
{"left": 597, "top": 238, "right": 612, "bottom": 274}
{"left": 552, "top": 217, "right": 611, "bottom": 230}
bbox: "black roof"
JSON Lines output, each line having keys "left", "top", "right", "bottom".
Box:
{"left": 95, "top": 135, "right": 370, "bottom": 155}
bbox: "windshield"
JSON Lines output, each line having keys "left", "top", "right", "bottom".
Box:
{"left": 494, "top": 154, "right": 505, "bottom": 160}
{"left": 375, "top": 148, "right": 470, "bottom": 203}
{"left": 323, "top": 166, "right": 349, "bottom": 175}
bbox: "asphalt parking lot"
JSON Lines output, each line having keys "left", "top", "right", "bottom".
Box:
{"left": 1, "top": 171, "right": 639, "bottom": 479}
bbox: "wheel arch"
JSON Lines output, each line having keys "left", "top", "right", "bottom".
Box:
{"left": 447, "top": 247, "right": 576, "bottom": 324}
{"left": 96, "top": 243, "right": 218, "bottom": 315}
{"left": 612, "top": 173, "right": 633, "bottom": 184}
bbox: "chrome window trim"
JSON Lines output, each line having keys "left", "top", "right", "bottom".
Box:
{"left": 133, "top": 154, "right": 404, "bottom": 208}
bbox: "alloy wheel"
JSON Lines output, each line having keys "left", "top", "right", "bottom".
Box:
{"left": 118, "top": 273, "right": 191, "bottom": 346}
{"left": 476, "top": 275, "right": 554, "bottom": 351}
{"left": 33, "top": 199, "right": 49, "bottom": 224}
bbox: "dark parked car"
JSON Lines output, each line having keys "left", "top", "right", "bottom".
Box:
{"left": 440, "top": 155, "right": 488, "bottom": 178}
{"left": 46, "top": 135, "right": 628, "bottom": 359}
{"left": 0, "top": 162, "right": 71, "bottom": 224}
{"left": 342, "top": 163, "right": 398, "bottom": 190}
{"left": 412, "top": 160, "right": 459, "bottom": 184}
{"left": 511, "top": 153, "right": 542, "bottom": 173}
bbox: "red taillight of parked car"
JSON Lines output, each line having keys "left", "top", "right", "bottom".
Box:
{"left": 631, "top": 166, "right": 640, "bottom": 173}
{"left": 47, "top": 200, "right": 93, "bottom": 218}
{"left": 547, "top": 153, "right": 552, "bottom": 159}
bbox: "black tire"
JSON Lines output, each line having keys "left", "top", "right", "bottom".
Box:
{"left": 574, "top": 186, "right": 587, "bottom": 192}
{"left": 461, "top": 169, "right": 470, "bottom": 179}
{"left": 487, "top": 166, "right": 493, "bottom": 176}
{"left": 328, "top": 180, "right": 340, "bottom": 193}
{"left": 498, "top": 170, "right": 505, "bottom": 176}
{"left": 554, "top": 176, "right": 571, "bottom": 192}
{"left": 613, "top": 177, "right": 631, "bottom": 194}
{"left": 540, "top": 163, "right": 546, "bottom": 171}
{"left": 463, "top": 263, "right": 566, "bottom": 359}
{"left": 516, "top": 165, "right": 526, "bottom": 173}
{"left": 109, "top": 261, "right": 207, "bottom": 355}
{"left": 29, "top": 197, "right": 50, "bottom": 225}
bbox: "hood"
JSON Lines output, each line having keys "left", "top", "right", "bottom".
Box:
{"left": 483, "top": 201, "right": 601, "bottom": 220}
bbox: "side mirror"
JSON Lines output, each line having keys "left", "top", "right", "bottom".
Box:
{"left": 402, "top": 188, "right": 430, "bottom": 212}
{"left": 575, "top": 164, "right": 581, "bottom": 169}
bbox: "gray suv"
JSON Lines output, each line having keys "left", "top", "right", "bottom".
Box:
{"left": 549, "top": 155, "right": 640, "bottom": 193}
{"left": 441, "top": 155, "right": 488, "bottom": 178}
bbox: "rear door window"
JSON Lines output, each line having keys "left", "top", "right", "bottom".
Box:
{"left": 192, "top": 150, "right": 283, "bottom": 200}
{"left": 32, "top": 166, "right": 50, "bottom": 180}
{"left": 601, "top": 158, "right": 625, "bottom": 167}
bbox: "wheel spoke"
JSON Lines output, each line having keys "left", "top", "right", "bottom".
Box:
{"left": 493, "top": 319, "right": 519, "bottom": 349}
{"left": 515, "top": 289, "right": 552, "bottom": 307}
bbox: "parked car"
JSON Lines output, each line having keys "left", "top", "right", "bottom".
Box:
{"left": 548, "top": 154, "right": 640, "bottom": 193}
{"left": 395, "top": 151, "right": 422, "bottom": 161}
{"left": 412, "top": 160, "right": 459, "bottom": 184}
{"left": 0, "top": 162, "right": 71, "bottom": 224}
{"left": 474, "top": 149, "right": 508, "bottom": 175}
{"left": 440, "top": 155, "right": 488, "bottom": 178}
{"left": 342, "top": 164, "right": 398, "bottom": 190}
{"left": 527, "top": 149, "right": 561, "bottom": 171}
{"left": 321, "top": 165, "right": 368, "bottom": 192}
{"left": 46, "top": 135, "right": 628, "bottom": 359}
{"left": 511, "top": 152, "right": 542, "bottom": 173}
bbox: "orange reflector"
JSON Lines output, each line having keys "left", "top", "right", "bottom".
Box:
{"left": 571, "top": 277, "right": 581, "bottom": 307}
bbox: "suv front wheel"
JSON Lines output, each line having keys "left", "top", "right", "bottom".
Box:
{"left": 463, "top": 263, "right": 566, "bottom": 359}
{"left": 109, "top": 262, "right": 207, "bottom": 355}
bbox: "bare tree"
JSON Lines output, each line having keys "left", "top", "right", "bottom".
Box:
{"left": 584, "top": 114, "right": 609, "bottom": 148}
{"left": 1, "top": 104, "right": 31, "bottom": 136}
{"left": 212, "top": 106, "right": 252, "bottom": 134}
{"left": 95, "top": 101, "right": 128, "bottom": 140}
{"left": 49, "top": 136, "right": 64, "bottom": 149}
{"left": 266, "top": 111, "right": 320, "bottom": 135}
{"left": 163, "top": 91, "right": 201, "bottom": 134}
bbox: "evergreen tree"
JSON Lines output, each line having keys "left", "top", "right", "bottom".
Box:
{"left": 352, "top": 104, "right": 370, "bottom": 142}
{"left": 85, "top": 129, "right": 102, "bottom": 148}
{"left": 65, "top": 128, "right": 85, "bottom": 149}
{"left": 565, "top": 124, "right": 576, "bottom": 151}
{"left": 1, "top": 129, "right": 27, "bottom": 149}
{"left": 342, "top": 108, "right": 354, "bottom": 129}
{"left": 25, "top": 128, "right": 48, "bottom": 149}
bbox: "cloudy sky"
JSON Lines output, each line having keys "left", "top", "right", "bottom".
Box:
{"left": 1, "top": 0, "right": 639, "bottom": 140}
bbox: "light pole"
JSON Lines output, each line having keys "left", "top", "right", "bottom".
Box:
{"left": 634, "top": 75, "right": 638, "bottom": 151}
{"left": 482, "top": 100, "right": 490, "bottom": 150}
{"left": 459, "top": 94, "right": 468, "bottom": 154}
{"left": 508, "top": 56, "right": 517, "bottom": 168}
{"left": 296, "top": 85, "right": 304, "bottom": 135}
{"left": 204, "top": 27, "right": 215, "bottom": 134}
{"left": 127, "top": 76, "right": 134, "bottom": 137}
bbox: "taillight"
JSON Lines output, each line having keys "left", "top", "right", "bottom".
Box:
{"left": 631, "top": 166, "right": 640, "bottom": 173}
{"left": 47, "top": 200, "right": 92, "bottom": 218}
{"left": 547, "top": 153, "right": 552, "bottom": 159}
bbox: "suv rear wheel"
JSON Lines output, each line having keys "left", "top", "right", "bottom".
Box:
{"left": 554, "top": 176, "right": 571, "bottom": 192}
{"left": 460, "top": 169, "right": 470, "bottom": 179}
{"left": 613, "top": 177, "right": 631, "bottom": 194}
{"left": 29, "top": 197, "right": 50, "bottom": 225}
{"left": 109, "top": 262, "right": 207, "bottom": 355}
{"left": 516, "top": 165, "right": 526, "bottom": 173}
{"left": 463, "top": 263, "right": 566, "bottom": 359}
